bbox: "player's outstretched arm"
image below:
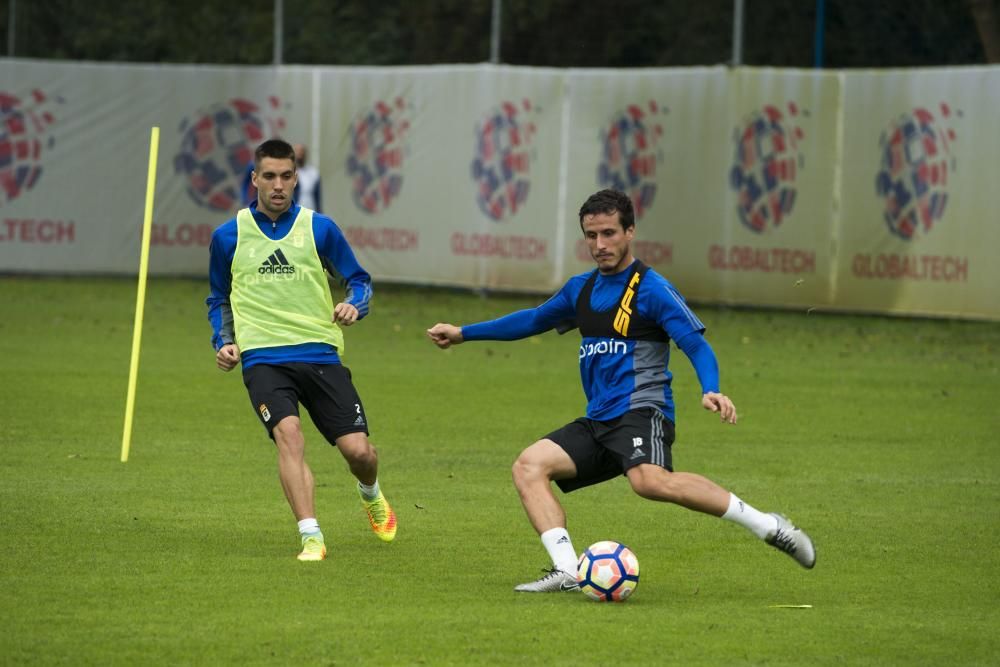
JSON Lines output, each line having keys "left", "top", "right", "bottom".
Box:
{"left": 702, "top": 391, "right": 737, "bottom": 424}
{"left": 216, "top": 343, "right": 241, "bottom": 371}
{"left": 426, "top": 323, "right": 464, "bottom": 349}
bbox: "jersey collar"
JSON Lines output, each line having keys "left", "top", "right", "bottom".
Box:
{"left": 249, "top": 200, "right": 300, "bottom": 229}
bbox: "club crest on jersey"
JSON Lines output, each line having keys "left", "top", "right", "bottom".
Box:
{"left": 613, "top": 271, "right": 642, "bottom": 336}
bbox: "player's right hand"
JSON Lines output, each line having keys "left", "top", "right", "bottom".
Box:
{"left": 426, "top": 323, "right": 463, "bottom": 349}
{"left": 702, "top": 391, "right": 737, "bottom": 424}
{"left": 216, "top": 343, "right": 241, "bottom": 371}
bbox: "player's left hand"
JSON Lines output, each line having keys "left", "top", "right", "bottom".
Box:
{"left": 333, "top": 302, "right": 359, "bottom": 326}
{"left": 702, "top": 392, "right": 737, "bottom": 424}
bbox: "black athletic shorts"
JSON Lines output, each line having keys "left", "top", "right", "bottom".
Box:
{"left": 545, "top": 407, "right": 675, "bottom": 493}
{"left": 242, "top": 362, "right": 369, "bottom": 443}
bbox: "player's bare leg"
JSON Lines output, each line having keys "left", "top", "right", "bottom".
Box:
{"left": 625, "top": 464, "right": 729, "bottom": 515}
{"left": 511, "top": 439, "right": 581, "bottom": 591}
{"left": 272, "top": 416, "right": 326, "bottom": 561}
{"left": 512, "top": 439, "right": 577, "bottom": 533}
{"left": 335, "top": 431, "right": 378, "bottom": 485}
{"left": 337, "top": 432, "right": 396, "bottom": 541}
{"left": 272, "top": 416, "right": 316, "bottom": 520}
{"left": 626, "top": 464, "right": 815, "bottom": 568}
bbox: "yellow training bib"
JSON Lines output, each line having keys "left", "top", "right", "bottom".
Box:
{"left": 230, "top": 207, "right": 345, "bottom": 354}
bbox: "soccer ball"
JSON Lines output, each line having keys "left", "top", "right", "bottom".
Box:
{"left": 576, "top": 541, "right": 640, "bottom": 602}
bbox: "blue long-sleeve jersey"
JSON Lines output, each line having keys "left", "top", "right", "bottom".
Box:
{"left": 461, "top": 262, "right": 719, "bottom": 422}
{"left": 206, "top": 201, "right": 372, "bottom": 370}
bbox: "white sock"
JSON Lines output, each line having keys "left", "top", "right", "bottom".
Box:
{"left": 540, "top": 527, "right": 578, "bottom": 574}
{"left": 358, "top": 479, "right": 380, "bottom": 501}
{"left": 721, "top": 493, "right": 779, "bottom": 539}
{"left": 297, "top": 517, "right": 321, "bottom": 537}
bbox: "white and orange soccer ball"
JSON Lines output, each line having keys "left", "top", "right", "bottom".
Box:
{"left": 576, "top": 541, "right": 640, "bottom": 602}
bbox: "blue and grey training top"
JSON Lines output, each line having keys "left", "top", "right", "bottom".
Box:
{"left": 206, "top": 201, "right": 372, "bottom": 370}
{"left": 461, "top": 260, "right": 719, "bottom": 423}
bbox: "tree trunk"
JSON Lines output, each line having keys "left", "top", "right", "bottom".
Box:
{"left": 968, "top": 0, "right": 1000, "bottom": 62}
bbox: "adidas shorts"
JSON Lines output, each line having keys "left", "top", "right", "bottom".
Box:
{"left": 242, "top": 362, "right": 369, "bottom": 443}
{"left": 545, "top": 407, "right": 675, "bottom": 493}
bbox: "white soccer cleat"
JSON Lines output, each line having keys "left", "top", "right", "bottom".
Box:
{"left": 765, "top": 513, "right": 816, "bottom": 569}
{"left": 514, "top": 568, "right": 580, "bottom": 593}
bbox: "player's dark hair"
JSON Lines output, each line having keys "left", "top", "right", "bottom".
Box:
{"left": 578, "top": 189, "right": 635, "bottom": 231}
{"left": 254, "top": 138, "right": 296, "bottom": 168}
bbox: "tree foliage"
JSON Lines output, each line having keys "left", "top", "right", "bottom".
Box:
{"left": 0, "top": 0, "right": 990, "bottom": 67}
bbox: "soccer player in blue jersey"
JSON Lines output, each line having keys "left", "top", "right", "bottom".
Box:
{"left": 207, "top": 138, "right": 396, "bottom": 562}
{"left": 427, "top": 189, "right": 815, "bottom": 592}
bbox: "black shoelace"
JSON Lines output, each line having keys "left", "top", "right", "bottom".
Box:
{"left": 771, "top": 529, "right": 798, "bottom": 555}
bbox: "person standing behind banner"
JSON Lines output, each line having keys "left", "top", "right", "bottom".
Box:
{"left": 294, "top": 143, "right": 323, "bottom": 212}
{"left": 241, "top": 161, "right": 256, "bottom": 206}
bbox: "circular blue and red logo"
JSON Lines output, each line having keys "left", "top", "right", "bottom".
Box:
{"left": 346, "top": 97, "right": 412, "bottom": 215}
{"left": 471, "top": 99, "right": 538, "bottom": 222}
{"left": 875, "top": 104, "right": 957, "bottom": 241}
{"left": 174, "top": 97, "right": 286, "bottom": 211}
{"left": 729, "top": 103, "right": 805, "bottom": 233}
{"left": 597, "top": 101, "right": 667, "bottom": 220}
{"left": 0, "top": 89, "right": 61, "bottom": 205}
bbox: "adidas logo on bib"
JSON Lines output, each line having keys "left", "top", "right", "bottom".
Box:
{"left": 258, "top": 248, "right": 296, "bottom": 275}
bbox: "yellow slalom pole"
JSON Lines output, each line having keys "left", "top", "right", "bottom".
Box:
{"left": 121, "top": 127, "right": 160, "bottom": 463}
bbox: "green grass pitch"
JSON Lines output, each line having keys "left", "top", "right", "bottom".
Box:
{"left": 1, "top": 276, "right": 999, "bottom": 665}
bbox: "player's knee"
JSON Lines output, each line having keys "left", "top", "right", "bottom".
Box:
{"left": 338, "top": 433, "right": 377, "bottom": 467}
{"left": 355, "top": 442, "right": 378, "bottom": 468}
{"left": 511, "top": 456, "right": 529, "bottom": 486}
{"left": 629, "top": 477, "right": 659, "bottom": 500}
{"left": 272, "top": 417, "right": 304, "bottom": 450}
{"left": 511, "top": 449, "right": 545, "bottom": 486}
{"left": 628, "top": 466, "right": 674, "bottom": 501}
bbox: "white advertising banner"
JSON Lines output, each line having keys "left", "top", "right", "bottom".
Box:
{"left": 316, "top": 65, "right": 565, "bottom": 291}
{"left": 0, "top": 59, "right": 317, "bottom": 275}
{"left": 1, "top": 59, "right": 168, "bottom": 273}
{"left": 837, "top": 66, "right": 1000, "bottom": 319}
{"left": 713, "top": 67, "right": 842, "bottom": 309}
{"left": 155, "top": 66, "right": 317, "bottom": 275}
{"left": 559, "top": 67, "right": 731, "bottom": 299}
{"left": 1, "top": 58, "right": 997, "bottom": 319}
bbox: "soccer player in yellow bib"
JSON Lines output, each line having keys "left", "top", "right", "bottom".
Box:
{"left": 207, "top": 138, "right": 396, "bottom": 561}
